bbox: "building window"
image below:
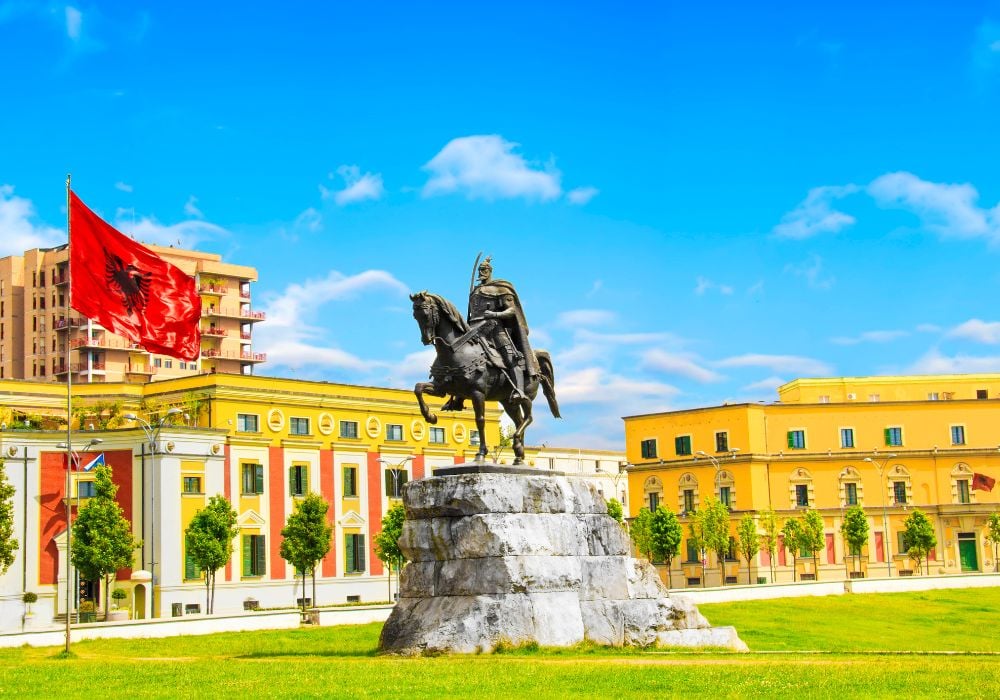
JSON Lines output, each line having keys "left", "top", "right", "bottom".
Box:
{"left": 345, "top": 533, "right": 366, "bottom": 573}
{"left": 868, "top": 394, "right": 880, "bottom": 402}
{"left": 715, "top": 431, "right": 728, "bottom": 453}
{"left": 386, "top": 424, "right": 404, "bottom": 442}
{"left": 648, "top": 492, "right": 659, "bottom": 510}
{"left": 289, "top": 465, "right": 308, "bottom": 497}
{"left": 686, "top": 539, "right": 700, "bottom": 563}
{"left": 241, "top": 464, "right": 264, "bottom": 495}
{"left": 977, "top": 389, "right": 988, "bottom": 399}
{"left": 339, "top": 420, "right": 359, "bottom": 439}
{"left": 429, "top": 427, "right": 446, "bottom": 444}
{"left": 896, "top": 531, "right": 911, "bottom": 555}
{"left": 787, "top": 430, "right": 806, "bottom": 450}
{"left": 957, "top": 479, "right": 970, "bottom": 504}
{"left": 840, "top": 428, "right": 854, "bottom": 449}
{"left": 183, "top": 476, "right": 202, "bottom": 494}
{"left": 719, "top": 486, "right": 731, "bottom": 508}
{"left": 290, "top": 417, "right": 310, "bottom": 436}
{"left": 78, "top": 481, "right": 96, "bottom": 498}
{"left": 237, "top": 413, "right": 259, "bottom": 433}
{"left": 884, "top": 427, "right": 903, "bottom": 447}
{"left": 682, "top": 489, "right": 695, "bottom": 514}
{"left": 818, "top": 395, "right": 830, "bottom": 403}
{"left": 153, "top": 357, "right": 162, "bottom": 368}
{"left": 928, "top": 392, "right": 939, "bottom": 401}
{"left": 242, "top": 534, "right": 266, "bottom": 577}
{"left": 385, "top": 469, "right": 408, "bottom": 498}
{"left": 674, "top": 435, "right": 692, "bottom": 456}
{"left": 343, "top": 466, "right": 358, "bottom": 497}
{"left": 795, "top": 484, "right": 809, "bottom": 507}
{"left": 640, "top": 439, "right": 657, "bottom": 460}
{"left": 892, "top": 481, "right": 907, "bottom": 505}
{"left": 470, "top": 430, "right": 480, "bottom": 446}
{"left": 726, "top": 536, "right": 738, "bottom": 561}
{"left": 164, "top": 360, "right": 173, "bottom": 369}
{"left": 951, "top": 425, "right": 965, "bottom": 446}
{"left": 845, "top": 482, "right": 858, "bottom": 506}
{"left": 184, "top": 551, "right": 202, "bottom": 580}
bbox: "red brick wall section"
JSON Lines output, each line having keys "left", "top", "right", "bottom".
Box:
{"left": 367, "top": 452, "right": 383, "bottom": 575}
{"left": 223, "top": 443, "right": 232, "bottom": 582}
{"left": 412, "top": 454, "right": 425, "bottom": 480}
{"left": 268, "top": 446, "right": 286, "bottom": 580}
{"left": 320, "top": 448, "right": 336, "bottom": 577}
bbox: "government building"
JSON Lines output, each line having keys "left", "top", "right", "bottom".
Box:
{"left": 624, "top": 374, "right": 1000, "bottom": 587}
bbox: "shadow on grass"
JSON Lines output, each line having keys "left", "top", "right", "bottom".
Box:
{"left": 236, "top": 649, "right": 380, "bottom": 659}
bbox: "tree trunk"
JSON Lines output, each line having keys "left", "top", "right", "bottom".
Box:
{"left": 205, "top": 573, "right": 211, "bottom": 615}
{"left": 814, "top": 554, "right": 820, "bottom": 581}
{"left": 104, "top": 575, "right": 111, "bottom": 620}
{"left": 312, "top": 567, "right": 317, "bottom": 609}
{"left": 665, "top": 559, "right": 672, "bottom": 590}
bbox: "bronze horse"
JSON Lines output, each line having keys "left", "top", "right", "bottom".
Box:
{"left": 410, "top": 291, "right": 560, "bottom": 464}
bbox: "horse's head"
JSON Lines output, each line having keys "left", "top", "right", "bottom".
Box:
{"left": 410, "top": 291, "right": 439, "bottom": 346}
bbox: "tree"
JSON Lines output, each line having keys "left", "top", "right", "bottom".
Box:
{"left": 374, "top": 503, "right": 406, "bottom": 601}
{"left": 986, "top": 512, "right": 1000, "bottom": 574}
{"left": 0, "top": 457, "right": 17, "bottom": 576}
{"left": 280, "top": 493, "right": 333, "bottom": 612}
{"left": 629, "top": 507, "right": 653, "bottom": 560}
{"left": 606, "top": 498, "right": 624, "bottom": 524}
{"left": 840, "top": 505, "right": 870, "bottom": 576}
{"left": 735, "top": 513, "right": 760, "bottom": 585}
{"left": 759, "top": 507, "right": 779, "bottom": 583}
{"left": 700, "top": 497, "right": 731, "bottom": 586}
{"left": 781, "top": 517, "right": 804, "bottom": 582}
{"left": 801, "top": 509, "right": 826, "bottom": 581}
{"left": 649, "top": 506, "right": 682, "bottom": 588}
{"left": 902, "top": 508, "right": 937, "bottom": 575}
{"left": 185, "top": 495, "right": 239, "bottom": 614}
{"left": 490, "top": 425, "right": 515, "bottom": 463}
{"left": 72, "top": 464, "right": 139, "bottom": 618}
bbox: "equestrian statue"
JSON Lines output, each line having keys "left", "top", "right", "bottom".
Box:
{"left": 410, "top": 254, "right": 560, "bottom": 465}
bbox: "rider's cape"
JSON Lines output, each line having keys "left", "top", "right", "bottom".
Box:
{"left": 472, "top": 278, "right": 539, "bottom": 377}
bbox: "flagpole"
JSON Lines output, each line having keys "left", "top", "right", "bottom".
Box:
{"left": 64, "top": 173, "right": 74, "bottom": 654}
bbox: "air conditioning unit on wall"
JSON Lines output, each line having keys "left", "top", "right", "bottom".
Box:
{"left": 847, "top": 393, "right": 856, "bottom": 400}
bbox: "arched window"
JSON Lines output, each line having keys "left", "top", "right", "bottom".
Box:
{"left": 643, "top": 476, "right": 664, "bottom": 511}
{"left": 788, "top": 467, "right": 815, "bottom": 509}
{"left": 886, "top": 464, "right": 912, "bottom": 506}
{"left": 678, "top": 472, "right": 699, "bottom": 515}
{"left": 838, "top": 466, "right": 863, "bottom": 507}
{"left": 715, "top": 469, "right": 736, "bottom": 509}
{"left": 950, "top": 463, "right": 975, "bottom": 505}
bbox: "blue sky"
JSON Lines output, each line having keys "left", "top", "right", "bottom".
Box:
{"left": 4, "top": 2, "right": 1000, "bottom": 449}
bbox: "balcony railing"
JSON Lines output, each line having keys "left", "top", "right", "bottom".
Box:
{"left": 53, "top": 274, "right": 69, "bottom": 286}
{"left": 198, "top": 284, "right": 229, "bottom": 295}
{"left": 241, "top": 310, "right": 265, "bottom": 321}
{"left": 69, "top": 337, "right": 133, "bottom": 350}
{"left": 240, "top": 332, "right": 252, "bottom": 341}
{"left": 54, "top": 317, "right": 87, "bottom": 330}
{"left": 202, "top": 327, "right": 228, "bottom": 337}
{"left": 201, "top": 307, "right": 266, "bottom": 322}
{"left": 201, "top": 349, "right": 266, "bottom": 362}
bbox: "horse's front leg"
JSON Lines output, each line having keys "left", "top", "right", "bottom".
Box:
{"left": 470, "top": 391, "right": 488, "bottom": 461}
{"left": 415, "top": 381, "right": 445, "bottom": 424}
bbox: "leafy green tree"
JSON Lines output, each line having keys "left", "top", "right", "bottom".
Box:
{"left": 72, "top": 464, "right": 139, "bottom": 618}
{"left": 629, "top": 507, "right": 653, "bottom": 560}
{"left": 280, "top": 493, "right": 333, "bottom": 611}
{"left": 374, "top": 503, "right": 407, "bottom": 601}
{"left": 986, "top": 512, "right": 1000, "bottom": 573}
{"left": 758, "top": 507, "right": 779, "bottom": 583}
{"left": 736, "top": 513, "right": 760, "bottom": 585}
{"left": 649, "top": 506, "right": 682, "bottom": 588}
{"left": 840, "top": 505, "right": 870, "bottom": 576}
{"left": 902, "top": 508, "right": 937, "bottom": 575}
{"left": 185, "top": 495, "right": 239, "bottom": 614}
{"left": 781, "top": 517, "right": 804, "bottom": 582}
{"left": 801, "top": 509, "right": 826, "bottom": 581}
{"left": 700, "top": 497, "right": 731, "bottom": 586}
{"left": 606, "top": 498, "right": 624, "bottom": 523}
{"left": 0, "top": 458, "right": 17, "bottom": 576}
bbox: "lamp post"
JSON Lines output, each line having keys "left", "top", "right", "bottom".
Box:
{"left": 124, "top": 407, "right": 182, "bottom": 618}
{"left": 55, "top": 436, "right": 102, "bottom": 652}
{"left": 864, "top": 453, "right": 897, "bottom": 577}
{"left": 597, "top": 462, "right": 629, "bottom": 514}
{"left": 376, "top": 455, "right": 414, "bottom": 602}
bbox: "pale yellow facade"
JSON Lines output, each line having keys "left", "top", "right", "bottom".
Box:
{"left": 624, "top": 374, "right": 1000, "bottom": 587}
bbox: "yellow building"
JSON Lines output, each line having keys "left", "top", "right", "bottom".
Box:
{"left": 0, "top": 373, "right": 501, "bottom": 627}
{"left": 624, "top": 374, "right": 1000, "bottom": 587}
{"left": 0, "top": 244, "right": 263, "bottom": 383}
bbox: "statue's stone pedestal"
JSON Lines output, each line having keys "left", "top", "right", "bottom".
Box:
{"left": 378, "top": 466, "right": 746, "bottom": 654}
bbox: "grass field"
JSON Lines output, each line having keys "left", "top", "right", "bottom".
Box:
{"left": 1, "top": 588, "right": 998, "bottom": 698}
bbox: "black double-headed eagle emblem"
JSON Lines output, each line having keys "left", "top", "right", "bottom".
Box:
{"left": 104, "top": 251, "right": 152, "bottom": 315}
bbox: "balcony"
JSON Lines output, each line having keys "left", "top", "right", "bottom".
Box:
{"left": 202, "top": 327, "right": 228, "bottom": 337}
{"left": 125, "top": 364, "right": 156, "bottom": 377}
{"left": 240, "top": 331, "right": 252, "bottom": 343}
{"left": 69, "top": 337, "right": 132, "bottom": 351}
{"left": 201, "top": 307, "right": 266, "bottom": 322}
{"left": 54, "top": 317, "right": 87, "bottom": 331}
{"left": 198, "top": 283, "right": 229, "bottom": 296}
{"left": 200, "top": 349, "right": 266, "bottom": 362}
{"left": 54, "top": 362, "right": 106, "bottom": 374}
{"left": 53, "top": 273, "right": 68, "bottom": 286}
{"left": 241, "top": 309, "right": 265, "bottom": 322}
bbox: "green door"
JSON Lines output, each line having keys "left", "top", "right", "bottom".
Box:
{"left": 959, "top": 539, "right": 979, "bottom": 572}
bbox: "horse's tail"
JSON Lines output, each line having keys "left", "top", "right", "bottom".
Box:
{"left": 535, "top": 350, "right": 561, "bottom": 419}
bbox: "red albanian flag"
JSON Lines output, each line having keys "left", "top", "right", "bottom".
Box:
{"left": 70, "top": 192, "right": 201, "bottom": 361}
{"left": 972, "top": 473, "right": 996, "bottom": 492}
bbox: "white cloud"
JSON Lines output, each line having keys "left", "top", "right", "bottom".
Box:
{"left": 184, "top": 195, "right": 204, "bottom": 219}
{"left": 585, "top": 280, "right": 604, "bottom": 298}
{"left": 947, "top": 319, "right": 1000, "bottom": 344}
{"left": 741, "top": 376, "right": 786, "bottom": 393}
{"left": 557, "top": 367, "right": 679, "bottom": 406}
{"left": 784, "top": 254, "right": 834, "bottom": 290}
{"left": 867, "top": 171, "right": 1000, "bottom": 242}
{"left": 114, "top": 181, "right": 133, "bottom": 193}
{"left": 694, "top": 276, "right": 733, "bottom": 296}
{"left": 65, "top": 6, "right": 82, "bottom": 40}
{"left": 642, "top": 349, "right": 724, "bottom": 383}
{"left": 556, "top": 309, "right": 616, "bottom": 328}
{"left": 261, "top": 340, "right": 381, "bottom": 372}
{"left": 715, "top": 353, "right": 833, "bottom": 376}
{"left": 575, "top": 329, "right": 684, "bottom": 346}
{"left": 321, "top": 165, "right": 385, "bottom": 206}
{"left": 830, "top": 330, "right": 908, "bottom": 346}
{"left": 916, "top": 323, "right": 942, "bottom": 333}
{"left": 422, "top": 135, "right": 561, "bottom": 201}
{"left": 293, "top": 207, "right": 322, "bottom": 233}
{"left": 380, "top": 348, "right": 437, "bottom": 388}
{"left": 0, "top": 185, "right": 63, "bottom": 256}
{"left": 909, "top": 349, "right": 1000, "bottom": 374}
{"left": 566, "top": 186, "right": 599, "bottom": 205}
{"left": 772, "top": 185, "right": 859, "bottom": 239}
{"left": 116, "top": 213, "right": 228, "bottom": 249}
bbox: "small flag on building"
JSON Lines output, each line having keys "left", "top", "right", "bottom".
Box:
{"left": 972, "top": 473, "right": 996, "bottom": 492}
{"left": 69, "top": 192, "right": 201, "bottom": 361}
{"left": 81, "top": 453, "right": 105, "bottom": 472}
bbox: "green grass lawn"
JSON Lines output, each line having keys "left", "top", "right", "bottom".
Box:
{"left": 1, "top": 588, "right": 998, "bottom": 699}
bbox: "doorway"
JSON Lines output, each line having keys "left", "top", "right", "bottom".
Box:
{"left": 134, "top": 584, "right": 146, "bottom": 620}
{"left": 958, "top": 533, "right": 979, "bottom": 572}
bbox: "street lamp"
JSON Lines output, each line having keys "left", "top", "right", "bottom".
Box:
{"left": 124, "top": 407, "right": 182, "bottom": 618}
{"left": 375, "top": 455, "right": 414, "bottom": 602}
{"left": 596, "top": 462, "right": 629, "bottom": 515}
{"left": 864, "top": 453, "right": 897, "bottom": 577}
{"left": 55, "top": 436, "right": 102, "bottom": 651}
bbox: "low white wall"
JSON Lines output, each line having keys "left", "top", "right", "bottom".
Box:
{"left": 848, "top": 572, "right": 1000, "bottom": 595}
